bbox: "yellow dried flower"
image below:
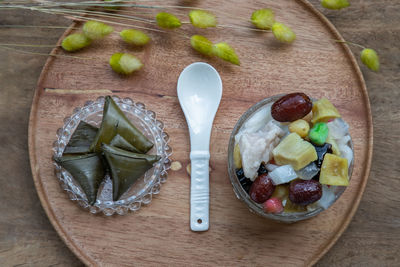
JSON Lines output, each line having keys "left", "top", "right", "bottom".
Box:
{"left": 189, "top": 10, "right": 217, "bottom": 28}
{"left": 361, "top": 48, "right": 380, "bottom": 72}
{"left": 251, "top": 9, "right": 275, "bottom": 30}
{"left": 61, "top": 33, "right": 92, "bottom": 52}
{"left": 109, "top": 53, "right": 143, "bottom": 75}
{"left": 272, "top": 22, "right": 296, "bottom": 43}
{"left": 190, "top": 35, "right": 213, "bottom": 56}
{"left": 120, "top": 29, "right": 150, "bottom": 46}
{"left": 212, "top": 42, "right": 240, "bottom": 65}
{"left": 156, "top": 12, "right": 181, "bottom": 29}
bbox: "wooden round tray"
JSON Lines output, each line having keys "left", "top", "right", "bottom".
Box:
{"left": 28, "top": 0, "right": 373, "bottom": 266}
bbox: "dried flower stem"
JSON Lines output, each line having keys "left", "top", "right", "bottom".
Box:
{"left": 35, "top": 8, "right": 168, "bottom": 33}
{"left": 334, "top": 40, "right": 365, "bottom": 49}
{"left": 0, "top": 1, "right": 254, "bottom": 32}
{"left": 38, "top": 7, "right": 156, "bottom": 25}
{"left": 0, "top": 24, "right": 79, "bottom": 30}
{"left": 0, "top": 43, "right": 56, "bottom": 47}
{"left": 0, "top": 45, "right": 96, "bottom": 60}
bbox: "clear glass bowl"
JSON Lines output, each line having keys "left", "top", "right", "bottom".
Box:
{"left": 53, "top": 95, "right": 172, "bottom": 216}
{"left": 227, "top": 94, "right": 354, "bottom": 223}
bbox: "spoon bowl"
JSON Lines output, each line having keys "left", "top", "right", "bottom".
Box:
{"left": 178, "top": 62, "right": 223, "bottom": 146}
{"left": 177, "top": 62, "right": 223, "bottom": 231}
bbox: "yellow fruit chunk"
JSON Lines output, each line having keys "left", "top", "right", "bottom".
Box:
{"left": 271, "top": 185, "right": 289, "bottom": 200}
{"left": 233, "top": 143, "right": 242, "bottom": 169}
{"left": 320, "top": 153, "right": 349, "bottom": 186}
{"left": 311, "top": 98, "right": 341, "bottom": 124}
{"left": 303, "top": 111, "right": 313, "bottom": 123}
{"left": 326, "top": 135, "right": 340, "bottom": 156}
{"left": 272, "top": 133, "right": 317, "bottom": 170}
{"left": 288, "top": 119, "right": 310, "bottom": 138}
{"left": 284, "top": 198, "right": 307, "bottom": 213}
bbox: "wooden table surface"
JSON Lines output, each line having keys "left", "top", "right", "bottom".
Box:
{"left": 0, "top": 1, "right": 398, "bottom": 266}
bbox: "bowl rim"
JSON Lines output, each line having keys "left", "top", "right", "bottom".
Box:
{"left": 227, "top": 94, "right": 354, "bottom": 223}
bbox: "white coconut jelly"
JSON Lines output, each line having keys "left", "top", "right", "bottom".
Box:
{"left": 235, "top": 104, "right": 286, "bottom": 180}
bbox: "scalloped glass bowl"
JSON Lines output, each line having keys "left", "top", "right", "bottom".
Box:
{"left": 227, "top": 95, "right": 354, "bottom": 223}
{"left": 53, "top": 96, "right": 172, "bottom": 216}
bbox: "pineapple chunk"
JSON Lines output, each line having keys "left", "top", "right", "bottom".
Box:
{"left": 326, "top": 135, "right": 340, "bottom": 156}
{"left": 271, "top": 185, "right": 289, "bottom": 200}
{"left": 233, "top": 143, "right": 242, "bottom": 169}
{"left": 284, "top": 198, "right": 307, "bottom": 213}
{"left": 311, "top": 98, "right": 341, "bottom": 124}
{"left": 320, "top": 153, "right": 349, "bottom": 186}
{"left": 272, "top": 133, "right": 317, "bottom": 170}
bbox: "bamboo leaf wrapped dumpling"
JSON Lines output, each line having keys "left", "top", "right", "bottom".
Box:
{"left": 102, "top": 144, "right": 160, "bottom": 201}
{"left": 63, "top": 121, "right": 98, "bottom": 155}
{"left": 90, "top": 96, "right": 154, "bottom": 153}
{"left": 54, "top": 153, "right": 105, "bottom": 205}
{"left": 109, "top": 134, "right": 140, "bottom": 153}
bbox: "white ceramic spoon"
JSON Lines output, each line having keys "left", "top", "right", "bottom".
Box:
{"left": 177, "top": 62, "right": 223, "bottom": 231}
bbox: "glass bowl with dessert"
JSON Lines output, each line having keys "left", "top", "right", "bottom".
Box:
{"left": 228, "top": 93, "right": 353, "bottom": 222}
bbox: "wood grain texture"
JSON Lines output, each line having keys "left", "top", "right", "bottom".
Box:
{"left": 28, "top": 0, "right": 372, "bottom": 266}
{"left": 0, "top": 0, "right": 399, "bottom": 266}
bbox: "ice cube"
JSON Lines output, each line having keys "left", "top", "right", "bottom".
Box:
{"left": 339, "top": 144, "right": 353, "bottom": 166}
{"left": 296, "top": 162, "right": 319, "bottom": 180}
{"left": 278, "top": 123, "right": 290, "bottom": 137}
{"left": 336, "top": 134, "right": 351, "bottom": 147}
{"left": 266, "top": 163, "right": 279, "bottom": 172}
{"left": 307, "top": 202, "right": 319, "bottom": 212}
{"left": 269, "top": 165, "right": 297, "bottom": 185}
{"left": 327, "top": 118, "right": 349, "bottom": 139}
{"left": 316, "top": 185, "right": 337, "bottom": 210}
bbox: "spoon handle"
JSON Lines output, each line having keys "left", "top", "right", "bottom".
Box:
{"left": 190, "top": 151, "right": 210, "bottom": 231}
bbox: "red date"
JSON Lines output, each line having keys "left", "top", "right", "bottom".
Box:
{"left": 289, "top": 179, "right": 322, "bottom": 206}
{"left": 249, "top": 174, "right": 275, "bottom": 204}
{"left": 271, "top": 93, "right": 312, "bottom": 122}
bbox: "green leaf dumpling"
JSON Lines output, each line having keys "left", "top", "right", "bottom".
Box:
{"left": 90, "top": 96, "right": 154, "bottom": 153}
{"left": 109, "top": 134, "right": 141, "bottom": 153}
{"left": 55, "top": 153, "right": 105, "bottom": 205}
{"left": 102, "top": 144, "right": 160, "bottom": 201}
{"left": 63, "top": 121, "right": 98, "bottom": 155}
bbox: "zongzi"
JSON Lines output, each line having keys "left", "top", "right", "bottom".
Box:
{"left": 54, "top": 153, "right": 105, "bottom": 205}
{"left": 102, "top": 144, "right": 160, "bottom": 201}
{"left": 90, "top": 96, "right": 154, "bottom": 153}
{"left": 110, "top": 134, "right": 140, "bottom": 153}
{"left": 63, "top": 121, "right": 98, "bottom": 155}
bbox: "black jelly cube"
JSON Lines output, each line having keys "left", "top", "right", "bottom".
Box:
{"left": 313, "top": 143, "right": 333, "bottom": 168}
{"left": 257, "top": 163, "right": 268, "bottom": 175}
{"left": 236, "top": 168, "right": 253, "bottom": 193}
{"left": 236, "top": 168, "right": 244, "bottom": 179}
